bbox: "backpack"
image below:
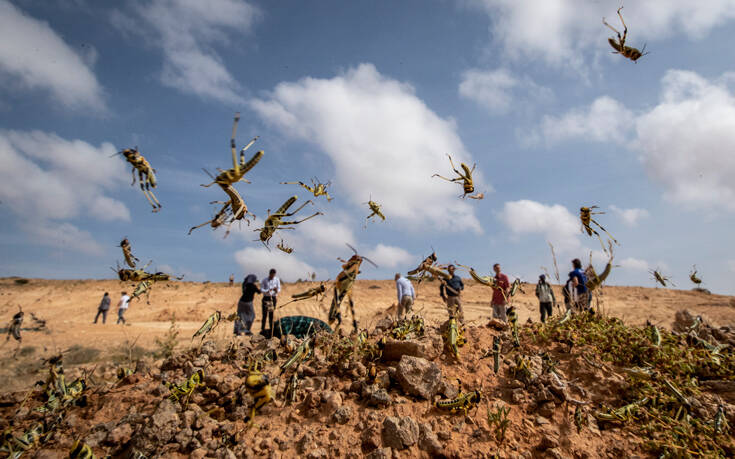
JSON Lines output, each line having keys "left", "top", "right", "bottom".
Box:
{"left": 537, "top": 282, "right": 553, "bottom": 303}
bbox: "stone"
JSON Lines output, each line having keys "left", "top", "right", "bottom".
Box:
{"left": 437, "top": 378, "right": 459, "bottom": 399}
{"left": 296, "top": 433, "right": 316, "bottom": 454}
{"left": 306, "top": 448, "right": 328, "bottom": 459}
{"left": 536, "top": 416, "right": 550, "bottom": 425}
{"left": 381, "top": 338, "right": 439, "bottom": 361}
{"left": 394, "top": 356, "right": 442, "bottom": 399}
{"left": 381, "top": 416, "right": 419, "bottom": 450}
{"left": 106, "top": 423, "right": 133, "bottom": 445}
{"left": 366, "top": 447, "right": 392, "bottom": 459}
{"left": 538, "top": 402, "right": 556, "bottom": 419}
{"left": 323, "top": 391, "right": 342, "bottom": 412}
{"left": 200, "top": 340, "right": 217, "bottom": 356}
{"left": 361, "top": 424, "right": 381, "bottom": 450}
{"left": 146, "top": 399, "right": 180, "bottom": 444}
{"left": 190, "top": 448, "right": 208, "bottom": 459}
{"left": 364, "top": 386, "right": 392, "bottom": 407}
{"left": 418, "top": 423, "right": 442, "bottom": 455}
{"left": 331, "top": 406, "right": 352, "bottom": 425}
{"left": 538, "top": 432, "right": 560, "bottom": 450}
{"left": 511, "top": 388, "right": 525, "bottom": 404}
{"left": 487, "top": 319, "right": 508, "bottom": 330}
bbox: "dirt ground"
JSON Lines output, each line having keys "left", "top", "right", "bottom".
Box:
{"left": 1, "top": 277, "right": 733, "bottom": 392}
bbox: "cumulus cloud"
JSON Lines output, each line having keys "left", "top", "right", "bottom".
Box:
{"left": 251, "top": 63, "right": 482, "bottom": 232}
{"left": 609, "top": 205, "right": 649, "bottom": 227}
{"left": 364, "top": 244, "right": 413, "bottom": 269}
{"left": 234, "top": 247, "right": 325, "bottom": 282}
{"left": 540, "top": 96, "right": 633, "bottom": 144}
{"left": 470, "top": 1, "right": 735, "bottom": 70}
{"left": 458, "top": 68, "right": 552, "bottom": 114}
{"left": 498, "top": 200, "right": 580, "bottom": 252}
{"left": 113, "top": 0, "right": 259, "bottom": 103}
{"left": 619, "top": 257, "right": 650, "bottom": 272}
{"left": 634, "top": 70, "right": 735, "bottom": 211}
{"left": 0, "top": 0, "right": 105, "bottom": 110}
{"left": 0, "top": 130, "right": 130, "bottom": 254}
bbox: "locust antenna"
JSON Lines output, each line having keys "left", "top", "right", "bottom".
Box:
{"left": 346, "top": 243, "right": 358, "bottom": 255}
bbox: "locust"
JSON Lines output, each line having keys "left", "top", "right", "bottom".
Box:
{"left": 509, "top": 278, "right": 525, "bottom": 297}
{"left": 276, "top": 239, "right": 293, "bottom": 254}
{"left": 278, "top": 282, "right": 329, "bottom": 309}
{"left": 119, "top": 237, "right": 139, "bottom": 268}
{"left": 5, "top": 307, "right": 23, "bottom": 356}
{"left": 130, "top": 278, "right": 155, "bottom": 303}
{"left": 579, "top": 206, "right": 618, "bottom": 254}
{"left": 113, "top": 147, "right": 162, "bottom": 212}
{"left": 456, "top": 263, "right": 495, "bottom": 288}
{"left": 327, "top": 244, "right": 378, "bottom": 331}
{"left": 507, "top": 306, "right": 519, "bottom": 347}
{"left": 201, "top": 113, "right": 262, "bottom": 188}
{"left": 68, "top": 440, "right": 105, "bottom": 459}
{"left": 364, "top": 196, "right": 385, "bottom": 226}
{"left": 255, "top": 196, "right": 322, "bottom": 247}
{"left": 0, "top": 422, "right": 45, "bottom": 458}
{"left": 165, "top": 369, "right": 205, "bottom": 406}
{"left": 443, "top": 317, "right": 465, "bottom": 360}
{"left": 713, "top": 404, "right": 727, "bottom": 436}
{"left": 281, "top": 177, "right": 333, "bottom": 202}
{"left": 432, "top": 153, "right": 476, "bottom": 198}
{"left": 586, "top": 241, "right": 614, "bottom": 291}
{"left": 594, "top": 397, "right": 649, "bottom": 423}
{"left": 192, "top": 311, "right": 222, "bottom": 341}
{"left": 574, "top": 405, "right": 585, "bottom": 433}
{"left": 646, "top": 320, "right": 661, "bottom": 347}
{"left": 689, "top": 265, "right": 703, "bottom": 285}
{"left": 603, "top": 7, "right": 649, "bottom": 62}
{"left": 650, "top": 269, "right": 673, "bottom": 288}
{"left": 279, "top": 332, "right": 314, "bottom": 375}
{"left": 406, "top": 251, "right": 438, "bottom": 283}
{"left": 283, "top": 372, "right": 300, "bottom": 405}
{"left": 243, "top": 359, "right": 274, "bottom": 426}
{"left": 492, "top": 335, "right": 501, "bottom": 374}
{"left": 391, "top": 315, "right": 425, "bottom": 340}
{"left": 435, "top": 379, "right": 482, "bottom": 415}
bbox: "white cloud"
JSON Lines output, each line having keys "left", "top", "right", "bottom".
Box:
{"left": 234, "top": 247, "right": 325, "bottom": 282}
{"left": 471, "top": 1, "right": 735, "bottom": 70}
{"left": 251, "top": 63, "right": 482, "bottom": 232}
{"left": 619, "top": 257, "right": 650, "bottom": 272}
{"left": 728, "top": 260, "right": 735, "bottom": 273}
{"left": 634, "top": 70, "right": 735, "bottom": 211}
{"left": 458, "top": 68, "right": 552, "bottom": 114}
{"left": 21, "top": 220, "right": 104, "bottom": 256}
{"left": 113, "top": 0, "right": 259, "bottom": 103}
{"left": 498, "top": 200, "right": 580, "bottom": 252}
{"left": 609, "top": 205, "right": 649, "bottom": 227}
{"left": 0, "top": 0, "right": 105, "bottom": 110}
{"left": 364, "top": 244, "right": 413, "bottom": 269}
{"left": 540, "top": 96, "right": 633, "bottom": 144}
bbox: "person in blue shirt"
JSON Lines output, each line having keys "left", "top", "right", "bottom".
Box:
{"left": 440, "top": 264, "right": 465, "bottom": 322}
{"left": 569, "top": 258, "right": 588, "bottom": 310}
{"left": 394, "top": 273, "right": 416, "bottom": 318}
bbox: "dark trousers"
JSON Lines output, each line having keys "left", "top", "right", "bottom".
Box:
{"left": 94, "top": 309, "right": 108, "bottom": 324}
{"left": 117, "top": 309, "right": 127, "bottom": 324}
{"left": 539, "top": 302, "right": 553, "bottom": 323}
{"left": 235, "top": 300, "right": 255, "bottom": 335}
{"left": 261, "top": 296, "right": 276, "bottom": 332}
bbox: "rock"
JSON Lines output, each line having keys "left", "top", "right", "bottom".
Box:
{"left": 307, "top": 448, "right": 328, "bottom": 459}
{"left": 200, "top": 340, "right": 217, "bottom": 357}
{"left": 536, "top": 416, "right": 550, "bottom": 425}
{"left": 106, "top": 423, "right": 133, "bottom": 445}
{"left": 487, "top": 319, "right": 508, "bottom": 330}
{"left": 381, "top": 416, "right": 419, "bottom": 450}
{"left": 535, "top": 387, "right": 554, "bottom": 403}
{"left": 216, "top": 448, "right": 237, "bottom": 459}
{"left": 418, "top": 423, "right": 442, "bottom": 455}
{"left": 375, "top": 371, "right": 391, "bottom": 389}
{"left": 538, "top": 432, "right": 560, "bottom": 450}
{"left": 364, "top": 385, "right": 392, "bottom": 407}
{"left": 296, "top": 432, "right": 316, "bottom": 454}
{"left": 361, "top": 424, "right": 381, "bottom": 450}
{"left": 511, "top": 388, "right": 525, "bottom": 404}
{"left": 538, "top": 402, "right": 556, "bottom": 419}
{"left": 331, "top": 406, "right": 352, "bottom": 425}
{"left": 394, "top": 356, "right": 442, "bottom": 399}
{"left": 303, "top": 376, "right": 326, "bottom": 391}
{"left": 146, "top": 399, "right": 180, "bottom": 444}
{"left": 323, "top": 391, "right": 342, "bottom": 412}
{"left": 374, "top": 317, "right": 394, "bottom": 333}
{"left": 381, "top": 338, "right": 439, "bottom": 361}
{"left": 437, "top": 378, "right": 459, "bottom": 399}
{"left": 190, "top": 448, "right": 208, "bottom": 459}
{"left": 366, "top": 447, "right": 392, "bottom": 459}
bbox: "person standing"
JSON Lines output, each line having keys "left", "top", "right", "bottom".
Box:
{"left": 261, "top": 269, "right": 281, "bottom": 333}
{"left": 439, "top": 265, "right": 464, "bottom": 321}
{"left": 236, "top": 275, "right": 261, "bottom": 336}
{"left": 491, "top": 263, "right": 510, "bottom": 322}
{"left": 535, "top": 275, "right": 556, "bottom": 323}
{"left": 395, "top": 273, "right": 416, "bottom": 318}
{"left": 116, "top": 291, "right": 130, "bottom": 325}
{"left": 94, "top": 292, "right": 111, "bottom": 324}
{"left": 229, "top": 274, "right": 234, "bottom": 286}
{"left": 569, "top": 259, "right": 588, "bottom": 311}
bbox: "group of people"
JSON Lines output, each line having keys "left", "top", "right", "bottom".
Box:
{"left": 94, "top": 257, "right": 592, "bottom": 332}
{"left": 93, "top": 291, "right": 130, "bottom": 325}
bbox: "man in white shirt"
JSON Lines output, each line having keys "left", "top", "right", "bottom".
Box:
{"left": 117, "top": 291, "right": 130, "bottom": 325}
{"left": 260, "top": 269, "right": 281, "bottom": 333}
{"left": 395, "top": 273, "right": 416, "bottom": 318}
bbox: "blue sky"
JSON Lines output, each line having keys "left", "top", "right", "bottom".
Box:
{"left": 1, "top": 0, "right": 735, "bottom": 294}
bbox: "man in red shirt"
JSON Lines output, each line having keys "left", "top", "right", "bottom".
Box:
{"left": 491, "top": 263, "right": 510, "bottom": 322}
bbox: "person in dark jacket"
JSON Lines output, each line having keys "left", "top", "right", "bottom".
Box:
{"left": 439, "top": 264, "right": 465, "bottom": 321}
{"left": 94, "top": 292, "right": 111, "bottom": 324}
{"left": 236, "top": 275, "right": 261, "bottom": 335}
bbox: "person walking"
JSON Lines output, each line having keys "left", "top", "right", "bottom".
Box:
{"left": 569, "top": 259, "right": 588, "bottom": 311}
{"left": 229, "top": 274, "right": 234, "bottom": 286}
{"left": 116, "top": 291, "right": 130, "bottom": 325}
{"left": 535, "top": 275, "right": 556, "bottom": 323}
{"left": 395, "top": 273, "right": 416, "bottom": 318}
{"left": 562, "top": 277, "right": 576, "bottom": 311}
{"left": 439, "top": 264, "right": 465, "bottom": 321}
{"left": 94, "top": 292, "right": 111, "bottom": 324}
{"left": 261, "top": 269, "right": 281, "bottom": 333}
{"left": 235, "top": 275, "right": 261, "bottom": 336}
{"left": 491, "top": 263, "right": 510, "bottom": 322}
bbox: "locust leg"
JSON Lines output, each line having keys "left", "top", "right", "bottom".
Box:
{"left": 589, "top": 218, "right": 618, "bottom": 245}
{"left": 432, "top": 174, "right": 463, "bottom": 183}
{"left": 282, "top": 200, "right": 314, "bottom": 217}
{"left": 348, "top": 295, "right": 358, "bottom": 332}
{"left": 446, "top": 154, "right": 463, "bottom": 178}
{"left": 130, "top": 167, "right": 137, "bottom": 186}
{"left": 280, "top": 212, "right": 323, "bottom": 225}
{"left": 231, "top": 113, "right": 241, "bottom": 178}
{"left": 144, "top": 181, "right": 162, "bottom": 212}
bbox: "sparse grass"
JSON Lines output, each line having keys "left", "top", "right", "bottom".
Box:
{"left": 154, "top": 314, "right": 180, "bottom": 359}
{"left": 14, "top": 278, "right": 29, "bottom": 285}
{"left": 18, "top": 346, "right": 36, "bottom": 357}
